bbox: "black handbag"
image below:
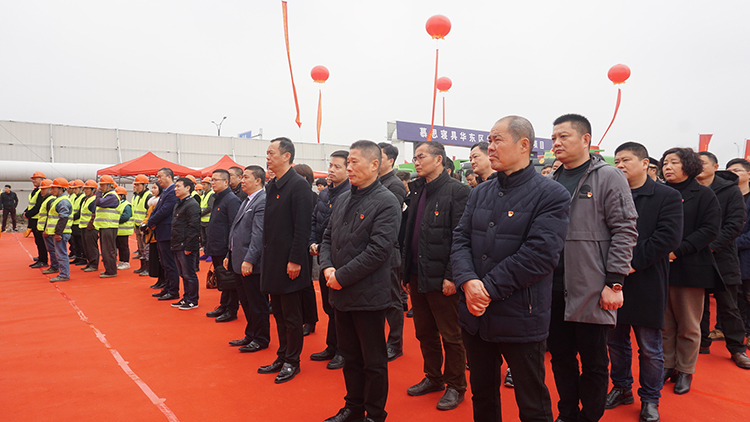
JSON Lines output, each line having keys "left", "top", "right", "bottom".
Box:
{"left": 213, "top": 262, "right": 237, "bottom": 291}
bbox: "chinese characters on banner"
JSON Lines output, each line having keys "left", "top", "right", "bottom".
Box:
{"left": 395, "top": 121, "right": 550, "bottom": 157}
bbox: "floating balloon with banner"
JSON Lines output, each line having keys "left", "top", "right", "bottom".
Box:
{"left": 281, "top": 1, "right": 301, "bottom": 127}
{"left": 425, "top": 15, "right": 451, "bottom": 141}
{"left": 436, "top": 76, "right": 452, "bottom": 126}
{"left": 597, "top": 64, "right": 631, "bottom": 147}
{"left": 311, "top": 65, "right": 329, "bottom": 144}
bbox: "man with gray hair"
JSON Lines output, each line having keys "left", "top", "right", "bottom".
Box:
{"left": 453, "top": 116, "right": 571, "bottom": 422}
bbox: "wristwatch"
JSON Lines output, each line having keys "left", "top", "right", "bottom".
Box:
{"left": 607, "top": 283, "right": 623, "bottom": 293}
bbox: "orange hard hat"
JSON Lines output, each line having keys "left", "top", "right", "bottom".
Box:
{"left": 51, "top": 177, "right": 69, "bottom": 188}
{"left": 31, "top": 171, "right": 47, "bottom": 179}
{"left": 99, "top": 175, "right": 115, "bottom": 185}
{"left": 40, "top": 179, "right": 53, "bottom": 188}
{"left": 115, "top": 186, "right": 127, "bottom": 195}
{"left": 133, "top": 174, "right": 149, "bottom": 184}
{"left": 72, "top": 179, "right": 84, "bottom": 188}
{"left": 196, "top": 184, "right": 204, "bottom": 191}
{"left": 84, "top": 179, "right": 98, "bottom": 188}
{"left": 186, "top": 175, "right": 197, "bottom": 183}
{"left": 202, "top": 176, "right": 212, "bottom": 183}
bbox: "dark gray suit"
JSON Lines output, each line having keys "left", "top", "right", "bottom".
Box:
{"left": 227, "top": 190, "right": 270, "bottom": 347}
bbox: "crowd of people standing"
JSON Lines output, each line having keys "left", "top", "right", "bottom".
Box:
{"left": 17, "top": 113, "right": 750, "bottom": 422}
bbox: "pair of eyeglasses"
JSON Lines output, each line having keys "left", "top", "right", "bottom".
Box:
{"left": 412, "top": 153, "right": 435, "bottom": 163}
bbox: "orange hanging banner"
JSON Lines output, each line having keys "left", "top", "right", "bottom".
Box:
{"left": 698, "top": 134, "right": 712, "bottom": 152}
{"left": 745, "top": 139, "right": 750, "bottom": 161}
{"left": 597, "top": 88, "right": 621, "bottom": 147}
{"left": 316, "top": 90, "right": 322, "bottom": 144}
{"left": 282, "top": 1, "right": 301, "bottom": 127}
{"left": 427, "top": 48, "right": 439, "bottom": 141}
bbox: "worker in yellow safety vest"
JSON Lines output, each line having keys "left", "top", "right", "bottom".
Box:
{"left": 67, "top": 179, "right": 85, "bottom": 265}
{"left": 78, "top": 179, "right": 100, "bottom": 272}
{"left": 41, "top": 178, "right": 73, "bottom": 282}
{"left": 131, "top": 174, "right": 152, "bottom": 275}
{"left": 91, "top": 175, "right": 120, "bottom": 278}
{"left": 114, "top": 186, "right": 134, "bottom": 271}
{"left": 199, "top": 176, "right": 214, "bottom": 260}
{"left": 25, "top": 171, "right": 50, "bottom": 268}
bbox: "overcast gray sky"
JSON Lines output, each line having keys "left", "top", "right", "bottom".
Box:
{"left": 2, "top": 0, "right": 749, "bottom": 165}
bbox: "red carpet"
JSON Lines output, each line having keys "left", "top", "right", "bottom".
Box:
{"left": 1, "top": 232, "right": 748, "bottom": 421}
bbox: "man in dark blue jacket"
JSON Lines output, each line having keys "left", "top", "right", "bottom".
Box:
{"left": 148, "top": 168, "right": 180, "bottom": 301}
{"left": 204, "top": 169, "right": 242, "bottom": 323}
{"left": 606, "top": 142, "right": 683, "bottom": 422}
{"left": 309, "top": 150, "right": 350, "bottom": 369}
{"left": 170, "top": 177, "right": 201, "bottom": 310}
{"left": 452, "top": 116, "right": 571, "bottom": 422}
{"left": 727, "top": 158, "right": 750, "bottom": 345}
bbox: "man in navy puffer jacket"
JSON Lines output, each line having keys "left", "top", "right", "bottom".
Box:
{"left": 452, "top": 116, "right": 571, "bottom": 422}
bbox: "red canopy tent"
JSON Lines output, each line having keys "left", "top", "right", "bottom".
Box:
{"left": 96, "top": 152, "right": 196, "bottom": 176}
{"left": 197, "top": 155, "right": 243, "bottom": 177}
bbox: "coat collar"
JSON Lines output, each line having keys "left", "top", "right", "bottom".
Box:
{"left": 270, "top": 167, "right": 298, "bottom": 190}
{"left": 409, "top": 169, "right": 450, "bottom": 193}
{"left": 492, "top": 161, "right": 536, "bottom": 189}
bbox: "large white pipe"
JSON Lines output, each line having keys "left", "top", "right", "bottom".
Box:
{"left": 0, "top": 160, "right": 111, "bottom": 182}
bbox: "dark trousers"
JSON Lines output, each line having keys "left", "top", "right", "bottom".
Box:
{"left": 2, "top": 208, "right": 16, "bottom": 231}
{"left": 81, "top": 227, "right": 99, "bottom": 268}
{"left": 700, "top": 285, "right": 747, "bottom": 354}
{"left": 70, "top": 226, "right": 83, "bottom": 259}
{"left": 234, "top": 269, "right": 271, "bottom": 347}
{"left": 385, "top": 265, "right": 404, "bottom": 352}
{"left": 409, "top": 275, "right": 467, "bottom": 393}
{"left": 301, "top": 255, "right": 319, "bottom": 325}
{"left": 99, "top": 228, "right": 118, "bottom": 275}
{"left": 548, "top": 290, "right": 611, "bottom": 422}
{"left": 214, "top": 256, "right": 239, "bottom": 314}
{"left": 148, "top": 242, "right": 163, "bottom": 279}
{"left": 608, "top": 324, "right": 664, "bottom": 403}
{"left": 116, "top": 235, "right": 130, "bottom": 263}
{"left": 463, "top": 330, "right": 553, "bottom": 422}
{"left": 335, "top": 308, "right": 388, "bottom": 422}
{"left": 270, "top": 291, "right": 304, "bottom": 366}
{"left": 319, "top": 272, "right": 338, "bottom": 353}
{"left": 174, "top": 250, "right": 199, "bottom": 304}
{"left": 31, "top": 220, "right": 48, "bottom": 264}
{"left": 741, "top": 280, "right": 750, "bottom": 335}
{"left": 157, "top": 240, "right": 179, "bottom": 296}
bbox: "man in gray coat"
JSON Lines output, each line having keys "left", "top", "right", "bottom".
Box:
{"left": 224, "top": 165, "right": 270, "bottom": 353}
{"left": 548, "top": 114, "right": 638, "bottom": 422}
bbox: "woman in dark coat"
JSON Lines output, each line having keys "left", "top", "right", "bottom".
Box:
{"left": 660, "top": 147, "right": 722, "bottom": 395}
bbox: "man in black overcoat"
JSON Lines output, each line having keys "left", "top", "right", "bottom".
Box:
{"left": 257, "top": 137, "right": 313, "bottom": 384}
{"left": 606, "top": 142, "right": 684, "bottom": 422}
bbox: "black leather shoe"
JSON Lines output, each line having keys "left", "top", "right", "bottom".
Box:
{"left": 639, "top": 402, "right": 660, "bottom": 422}
{"left": 406, "top": 308, "right": 413, "bottom": 318}
{"left": 30, "top": 261, "right": 47, "bottom": 269}
{"left": 605, "top": 387, "right": 634, "bottom": 409}
{"left": 407, "top": 377, "right": 445, "bottom": 396}
{"left": 302, "top": 323, "right": 316, "bottom": 336}
{"left": 387, "top": 347, "right": 403, "bottom": 362}
{"left": 326, "top": 354, "right": 345, "bottom": 370}
{"left": 239, "top": 341, "right": 267, "bottom": 353}
{"left": 673, "top": 372, "right": 692, "bottom": 395}
{"left": 436, "top": 387, "right": 465, "bottom": 410}
{"left": 258, "top": 359, "right": 285, "bottom": 374}
{"left": 731, "top": 351, "right": 750, "bottom": 369}
{"left": 152, "top": 290, "right": 168, "bottom": 298}
{"left": 158, "top": 293, "right": 180, "bottom": 301}
{"left": 310, "top": 349, "right": 336, "bottom": 361}
{"left": 206, "top": 306, "right": 226, "bottom": 318}
{"left": 229, "top": 336, "right": 252, "bottom": 347}
{"left": 150, "top": 280, "right": 165, "bottom": 289}
{"left": 274, "top": 363, "right": 300, "bottom": 383}
{"left": 215, "top": 312, "right": 237, "bottom": 323}
{"left": 323, "top": 407, "right": 364, "bottom": 422}
{"left": 663, "top": 367, "right": 676, "bottom": 384}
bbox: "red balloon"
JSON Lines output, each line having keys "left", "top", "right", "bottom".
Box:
{"left": 608, "top": 64, "right": 631, "bottom": 85}
{"left": 311, "top": 65, "right": 329, "bottom": 83}
{"left": 426, "top": 15, "right": 451, "bottom": 39}
{"left": 436, "top": 76, "right": 452, "bottom": 92}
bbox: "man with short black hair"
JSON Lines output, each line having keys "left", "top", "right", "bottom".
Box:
{"left": 229, "top": 166, "right": 248, "bottom": 202}
{"left": 148, "top": 167, "right": 181, "bottom": 301}
{"left": 205, "top": 169, "right": 242, "bottom": 322}
{"left": 728, "top": 158, "right": 750, "bottom": 344}
{"left": 170, "top": 178, "right": 201, "bottom": 310}
{"left": 607, "top": 142, "right": 684, "bottom": 422}
{"left": 258, "top": 137, "right": 313, "bottom": 384}
{"left": 549, "top": 114, "right": 638, "bottom": 422}
{"left": 309, "top": 150, "right": 351, "bottom": 369}
{"left": 696, "top": 152, "right": 750, "bottom": 369}
{"left": 321, "top": 140, "right": 401, "bottom": 422}
{"left": 403, "top": 140, "right": 470, "bottom": 411}
{"left": 1, "top": 185, "right": 18, "bottom": 232}
{"left": 469, "top": 142, "right": 493, "bottom": 183}
{"left": 225, "top": 165, "right": 270, "bottom": 352}
{"left": 378, "top": 142, "right": 407, "bottom": 362}
{"left": 453, "top": 115, "right": 570, "bottom": 422}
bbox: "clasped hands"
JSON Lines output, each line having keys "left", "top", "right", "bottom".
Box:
{"left": 464, "top": 279, "right": 491, "bottom": 317}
